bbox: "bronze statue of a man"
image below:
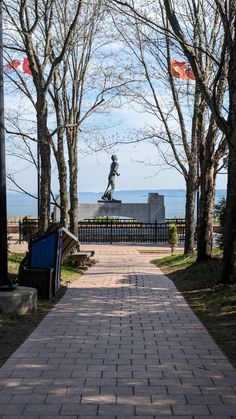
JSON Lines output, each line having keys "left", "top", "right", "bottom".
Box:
{"left": 102, "top": 155, "right": 120, "bottom": 201}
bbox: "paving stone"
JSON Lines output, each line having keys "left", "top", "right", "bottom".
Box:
{"left": 172, "top": 404, "right": 210, "bottom": 415}
{"left": 78, "top": 416, "right": 115, "bottom": 419}
{"left": 38, "top": 417, "right": 77, "bottom": 419}
{"left": 23, "top": 404, "right": 61, "bottom": 415}
{"left": 118, "top": 378, "right": 149, "bottom": 386}
{"left": 167, "top": 384, "right": 202, "bottom": 395}
{"left": 0, "top": 245, "right": 235, "bottom": 418}
{"left": 0, "top": 405, "right": 25, "bottom": 415}
{"left": 221, "top": 394, "right": 236, "bottom": 404}
{"left": 117, "top": 416, "right": 154, "bottom": 419}
{"left": 135, "top": 403, "right": 172, "bottom": 415}
{"left": 0, "top": 386, "right": 34, "bottom": 395}
{"left": 134, "top": 386, "right": 167, "bottom": 396}
{"left": 10, "top": 394, "right": 46, "bottom": 404}
{"left": 33, "top": 385, "right": 68, "bottom": 395}
{"left": 60, "top": 403, "right": 97, "bottom": 415}
{"left": 154, "top": 417, "right": 192, "bottom": 419}
{"left": 117, "top": 395, "right": 151, "bottom": 405}
{"left": 0, "top": 394, "right": 12, "bottom": 403}
{"left": 200, "top": 385, "right": 236, "bottom": 394}
{"left": 100, "top": 386, "right": 133, "bottom": 396}
{"left": 150, "top": 378, "right": 182, "bottom": 386}
{"left": 194, "top": 416, "right": 232, "bottom": 419}
{"left": 1, "top": 416, "right": 39, "bottom": 419}
{"left": 186, "top": 394, "right": 223, "bottom": 404}
{"left": 209, "top": 405, "right": 236, "bottom": 415}
{"left": 152, "top": 395, "right": 186, "bottom": 405}
{"left": 81, "top": 394, "right": 116, "bottom": 404}
{"left": 98, "top": 404, "right": 134, "bottom": 415}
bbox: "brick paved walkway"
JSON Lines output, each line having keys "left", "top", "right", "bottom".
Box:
{"left": 0, "top": 245, "right": 235, "bottom": 418}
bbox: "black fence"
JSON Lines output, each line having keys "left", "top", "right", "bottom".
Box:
{"left": 78, "top": 219, "right": 185, "bottom": 244}
{"left": 19, "top": 217, "right": 38, "bottom": 243}
{"left": 19, "top": 217, "right": 186, "bottom": 244}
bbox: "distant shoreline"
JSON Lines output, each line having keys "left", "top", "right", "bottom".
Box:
{"left": 7, "top": 189, "right": 226, "bottom": 219}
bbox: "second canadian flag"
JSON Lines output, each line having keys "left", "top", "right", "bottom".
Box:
{"left": 4, "top": 57, "right": 32, "bottom": 75}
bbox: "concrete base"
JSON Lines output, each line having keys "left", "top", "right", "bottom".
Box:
{"left": 53, "top": 193, "right": 165, "bottom": 223}
{"left": 98, "top": 200, "right": 122, "bottom": 203}
{"left": 79, "top": 194, "right": 165, "bottom": 223}
{"left": 0, "top": 286, "right": 37, "bottom": 315}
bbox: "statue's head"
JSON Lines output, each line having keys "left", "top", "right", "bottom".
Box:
{"left": 111, "top": 154, "right": 117, "bottom": 161}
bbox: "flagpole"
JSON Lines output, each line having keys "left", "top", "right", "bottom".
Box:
{"left": 0, "top": 0, "right": 13, "bottom": 289}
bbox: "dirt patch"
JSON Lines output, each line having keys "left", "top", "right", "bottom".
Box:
{"left": 0, "top": 286, "right": 67, "bottom": 368}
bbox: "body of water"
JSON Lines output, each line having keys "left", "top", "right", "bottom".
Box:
{"left": 7, "top": 189, "right": 227, "bottom": 219}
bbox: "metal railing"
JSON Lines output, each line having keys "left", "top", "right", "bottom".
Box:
{"left": 19, "top": 217, "right": 186, "bottom": 244}
{"left": 19, "top": 217, "right": 38, "bottom": 243}
{"left": 78, "top": 219, "right": 185, "bottom": 244}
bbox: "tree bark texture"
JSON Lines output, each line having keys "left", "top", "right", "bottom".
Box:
{"left": 37, "top": 92, "right": 51, "bottom": 233}
{"left": 197, "top": 161, "right": 216, "bottom": 261}
{"left": 196, "top": 114, "right": 219, "bottom": 261}
{"left": 184, "top": 170, "right": 197, "bottom": 254}
{"left": 68, "top": 130, "right": 79, "bottom": 237}
{"left": 53, "top": 80, "right": 68, "bottom": 228}
{"left": 57, "top": 127, "right": 68, "bottom": 228}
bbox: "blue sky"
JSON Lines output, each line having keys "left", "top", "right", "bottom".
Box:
{"left": 6, "top": 113, "right": 227, "bottom": 195}
{"left": 4, "top": 79, "right": 227, "bottom": 195}
{"left": 3, "top": 3, "right": 228, "bottom": 198}
{"left": 78, "top": 148, "right": 227, "bottom": 193}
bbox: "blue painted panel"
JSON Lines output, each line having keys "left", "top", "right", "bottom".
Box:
{"left": 30, "top": 232, "right": 57, "bottom": 268}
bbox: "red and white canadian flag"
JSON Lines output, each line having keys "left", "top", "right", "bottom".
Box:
{"left": 4, "top": 57, "right": 32, "bottom": 75}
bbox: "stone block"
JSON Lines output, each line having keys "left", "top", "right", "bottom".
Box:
{"left": 0, "top": 286, "right": 37, "bottom": 314}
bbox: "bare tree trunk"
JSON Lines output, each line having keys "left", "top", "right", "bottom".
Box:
{"left": 196, "top": 115, "right": 220, "bottom": 261}
{"left": 184, "top": 169, "right": 197, "bottom": 254}
{"left": 197, "top": 162, "right": 216, "bottom": 261}
{"left": 68, "top": 132, "right": 78, "bottom": 237}
{"left": 51, "top": 75, "right": 68, "bottom": 228}
{"left": 37, "top": 92, "right": 51, "bottom": 233}
{"left": 57, "top": 127, "right": 68, "bottom": 228}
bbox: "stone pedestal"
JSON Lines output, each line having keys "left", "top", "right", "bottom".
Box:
{"left": 148, "top": 193, "right": 165, "bottom": 223}
{"left": 0, "top": 286, "right": 37, "bottom": 314}
{"left": 98, "top": 200, "right": 122, "bottom": 203}
{"left": 53, "top": 192, "right": 165, "bottom": 223}
{"left": 79, "top": 193, "right": 165, "bottom": 222}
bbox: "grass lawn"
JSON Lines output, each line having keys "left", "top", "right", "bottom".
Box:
{"left": 0, "top": 252, "right": 86, "bottom": 368}
{"left": 151, "top": 249, "right": 236, "bottom": 368}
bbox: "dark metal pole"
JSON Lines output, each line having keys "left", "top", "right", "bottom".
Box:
{"left": 0, "top": 0, "right": 13, "bottom": 289}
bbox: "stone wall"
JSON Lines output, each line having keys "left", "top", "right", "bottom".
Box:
{"left": 79, "top": 197, "right": 165, "bottom": 223}
{"left": 54, "top": 193, "right": 165, "bottom": 223}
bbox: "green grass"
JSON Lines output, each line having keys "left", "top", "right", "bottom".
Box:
{"left": 8, "top": 251, "right": 83, "bottom": 281}
{"left": 0, "top": 251, "right": 86, "bottom": 368}
{"left": 151, "top": 250, "right": 236, "bottom": 368}
{"left": 8, "top": 252, "right": 25, "bottom": 277}
{"left": 8, "top": 252, "right": 25, "bottom": 264}
{"left": 0, "top": 290, "right": 67, "bottom": 368}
